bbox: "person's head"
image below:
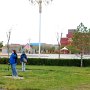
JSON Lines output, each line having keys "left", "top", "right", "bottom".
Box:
{"left": 12, "top": 50, "right": 16, "bottom": 54}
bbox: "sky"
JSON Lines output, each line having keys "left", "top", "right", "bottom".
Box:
{"left": 0, "top": 0, "right": 90, "bottom": 45}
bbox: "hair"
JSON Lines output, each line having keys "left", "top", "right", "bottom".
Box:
{"left": 12, "top": 50, "right": 16, "bottom": 54}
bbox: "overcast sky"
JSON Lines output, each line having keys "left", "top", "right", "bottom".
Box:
{"left": 0, "top": 0, "right": 90, "bottom": 45}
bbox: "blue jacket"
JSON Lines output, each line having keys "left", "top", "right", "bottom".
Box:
{"left": 20, "top": 54, "right": 27, "bottom": 62}
{"left": 9, "top": 53, "right": 17, "bottom": 64}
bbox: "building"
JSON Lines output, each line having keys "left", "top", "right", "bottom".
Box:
{"left": 2, "top": 44, "right": 22, "bottom": 53}
{"left": 23, "top": 43, "right": 33, "bottom": 54}
{"left": 2, "top": 44, "right": 32, "bottom": 54}
{"left": 61, "top": 29, "right": 76, "bottom": 46}
{"left": 60, "top": 29, "right": 76, "bottom": 54}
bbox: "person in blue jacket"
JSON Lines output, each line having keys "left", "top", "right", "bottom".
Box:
{"left": 9, "top": 50, "right": 18, "bottom": 77}
{"left": 20, "top": 51, "right": 27, "bottom": 71}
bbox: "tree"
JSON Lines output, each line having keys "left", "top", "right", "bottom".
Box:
{"left": 6, "top": 30, "right": 11, "bottom": 58}
{"left": 67, "top": 45, "right": 80, "bottom": 54}
{"left": 0, "top": 41, "right": 3, "bottom": 48}
{"left": 72, "top": 22, "right": 90, "bottom": 67}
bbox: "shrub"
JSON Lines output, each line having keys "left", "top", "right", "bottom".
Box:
{"left": 0, "top": 58, "right": 90, "bottom": 67}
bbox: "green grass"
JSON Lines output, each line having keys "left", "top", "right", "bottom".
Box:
{"left": 0, "top": 65, "right": 90, "bottom": 90}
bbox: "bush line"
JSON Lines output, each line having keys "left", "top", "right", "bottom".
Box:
{"left": 0, "top": 58, "right": 90, "bottom": 67}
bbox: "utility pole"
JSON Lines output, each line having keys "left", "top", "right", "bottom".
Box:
{"left": 28, "top": 0, "right": 53, "bottom": 57}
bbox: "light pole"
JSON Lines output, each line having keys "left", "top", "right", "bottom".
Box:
{"left": 29, "top": 0, "right": 53, "bottom": 57}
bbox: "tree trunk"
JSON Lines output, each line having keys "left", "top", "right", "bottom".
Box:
{"left": 80, "top": 52, "right": 83, "bottom": 67}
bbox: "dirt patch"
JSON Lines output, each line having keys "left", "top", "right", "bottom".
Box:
{"left": 74, "top": 84, "right": 90, "bottom": 90}
{"left": 4, "top": 76, "right": 24, "bottom": 79}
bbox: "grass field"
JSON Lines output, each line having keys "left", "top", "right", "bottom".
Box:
{"left": 0, "top": 65, "right": 90, "bottom": 90}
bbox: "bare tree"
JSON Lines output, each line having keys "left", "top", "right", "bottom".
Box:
{"left": 6, "top": 30, "right": 11, "bottom": 70}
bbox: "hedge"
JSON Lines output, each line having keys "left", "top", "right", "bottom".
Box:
{"left": 0, "top": 58, "right": 90, "bottom": 67}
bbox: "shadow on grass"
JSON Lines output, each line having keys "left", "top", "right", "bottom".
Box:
{"left": 20, "top": 89, "right": 40, "bottom": 90}
{"left": 26, "top": 68, "right": 55, "bottom": 72}
{"left": 0, "top": 88, "right": 41, "bottom": 90}
{"left": 0, "top": 67, "right": 55, "bottom": 72}
{"left": 0, "top": 82, "right": 5, "bottom": 85}
{"left": 5, "top": 88, "right": 41, "bottom": 90}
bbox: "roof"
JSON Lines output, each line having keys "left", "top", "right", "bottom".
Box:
{"left": 61, "top": 38, "right": 69, "bottom": 45}
{"left": 24, "top": 44, "right": 31, "bottom": 50}
{"left": 67, "top": 33, "right": 73, "bottom": 38}
{"left": 68, "top": 29, "right": 76, "bottom": 33}
{"left": 61, "top": 47, "right": 68, "bottom": 50}
{"left": 30, "top": 43, "right": 42, "bottom": 46}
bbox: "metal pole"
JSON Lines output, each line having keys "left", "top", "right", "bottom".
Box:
{"left": 38, "top": 0, "right": 42, "bottom": 57}
{"left": 29, "top": 0, "right": 53, "bottom": 57}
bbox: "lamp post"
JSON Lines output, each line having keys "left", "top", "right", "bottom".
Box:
{"left": 29, "top": 0, "right": 53, "bottom": 57}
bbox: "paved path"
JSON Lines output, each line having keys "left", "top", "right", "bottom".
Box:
{"left": 0, "top": 53, "right": 90, "bottom": 59}
{"left": 27, "top": 54, "right": 90, "bottom": 59}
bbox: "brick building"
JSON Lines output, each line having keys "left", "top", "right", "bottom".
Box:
{"left": 61, "top": 29, "right": 76, "bottom": 46}
{"left": 60, "top": 29, "right": 76, "bottom": 54}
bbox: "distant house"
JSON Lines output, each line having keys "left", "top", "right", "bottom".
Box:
{"left": 23, "top": 43, "right": 33, "bottom": 54}
{"left": 2, "top": 43, "right": 33, "bottom": 54}
{"left": 2, "top": 43, "right": 45, "bottom": 54}
{"left": 2, "top": 44, "right": 23, "bottom": 53}
{"left": 60, "top": 29, "right": 76, "bottom": 46}
{"left": 60, "top": 38, "right": 69, "bottom": 46}
{"left": 60, "top": 29, "right": 76, "bottom": 54}
{"left": 30, "top": 43, "right": 43, "bottom": 53}
{"left": 60, "top": 47, "right": 69, "bottom": 54}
